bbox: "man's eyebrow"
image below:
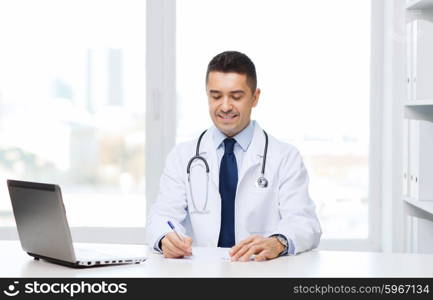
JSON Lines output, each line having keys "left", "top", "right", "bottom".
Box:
{"left": 209, "top": 90, "right": 245, "bottom": 94}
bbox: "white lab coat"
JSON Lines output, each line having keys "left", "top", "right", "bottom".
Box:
{"left": 145, "top": 123, "right": 322, "bottom": 254}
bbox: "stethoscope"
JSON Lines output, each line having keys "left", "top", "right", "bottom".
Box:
{"left": 186, "top": 129, "right": 269, "bottom": 214}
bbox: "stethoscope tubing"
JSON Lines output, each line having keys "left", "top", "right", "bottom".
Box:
{"left": 187, "top": 129, "right": 268, "bottom": 176}
{"left": 186, "top": 128, "right": 269, "bottom": 213}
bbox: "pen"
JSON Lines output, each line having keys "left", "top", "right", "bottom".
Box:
{"left": 167, "top": 221, "right": 184, "bottom": 242}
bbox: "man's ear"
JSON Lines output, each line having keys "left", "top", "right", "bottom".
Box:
{"left": 252, "top": 88, "right": 261, "bottom": 107}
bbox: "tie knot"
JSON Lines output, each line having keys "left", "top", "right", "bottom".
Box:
{"left": 223, "top": 138, "right": 236, "bottom": 154}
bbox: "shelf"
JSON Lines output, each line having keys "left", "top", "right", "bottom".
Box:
{"left": 404, "top": 103, "right": 433, "bottom": 121}
{"left": 405, "top": 100, "right": 433, "bottom": 106}
{"left": 404, "top": 196, "right": 433, "bottom": 215}
{"left": 407, "top": 0, "right": 433, "bottom": 10}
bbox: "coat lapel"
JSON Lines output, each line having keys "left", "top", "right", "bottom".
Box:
{"left": 237, "top": 123, "right": 265, "bottom": 186}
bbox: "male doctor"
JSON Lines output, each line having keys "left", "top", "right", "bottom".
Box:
{"left": 145, "top": 51, "right": 321, "bottom": 261}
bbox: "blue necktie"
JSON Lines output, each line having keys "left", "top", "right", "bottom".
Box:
{"left": 218, "top": 138, "right": 238, "bottom": 247}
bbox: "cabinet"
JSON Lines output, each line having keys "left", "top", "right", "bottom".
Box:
{"left": 404, "top": 0, "right": 433, "bottom": 252}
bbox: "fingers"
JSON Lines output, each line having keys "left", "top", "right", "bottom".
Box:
{"left": 238, "top": 244, "right": 264, "bottom": 262}
{"left": 167, "top": 232, "right": 192, "bottom": 252}
{"left": 230, "top": 235, "right": 259, "bottom": 257}
{"left": 254, "top": 249, "right": 270, "bottom": 262}
{"left": 231, "top": 236, "right": 265, "bottom": 262}
{"left": 184, "top": 236, "right": 193, "bottom": 247}
{"left": 231, "top": 242, "right": 255, "bottom": 261}
{"left": 163, "top": 247, "right": 182, "bottom": 258}
{"left": 165, "top": 237, "right": 191, "bottom": 255}
{"left": 161, "top": 232, "right": 192, "bottom": 258}
{"left": 230, "top": 236, "right": 280, "bottom": 262}
{"left": 161, "top": 240, "right": 184, "bottom": 258}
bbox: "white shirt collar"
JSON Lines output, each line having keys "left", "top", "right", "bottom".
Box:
{"left": 213, "top": 120, "right": 256, "bottom": 152}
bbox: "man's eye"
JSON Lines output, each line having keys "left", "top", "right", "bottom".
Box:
{"left": 232, "top": 96, "right": 241, "bottom": 100}
{"left": 213, "top": 96, "right": 221, "bottom": 100}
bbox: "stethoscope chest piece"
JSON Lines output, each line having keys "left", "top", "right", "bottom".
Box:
{"left": 256, "top": 176, "right": 269, "bottom": 188}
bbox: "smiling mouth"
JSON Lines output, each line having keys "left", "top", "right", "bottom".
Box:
{"left": 218, "top": 114, "right": 238, "bottom": 120}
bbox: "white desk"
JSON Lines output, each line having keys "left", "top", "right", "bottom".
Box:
{"left": 1, "top": 241, "right": 433, "bottom": 277}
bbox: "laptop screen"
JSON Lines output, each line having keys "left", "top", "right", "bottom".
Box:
{"left": 7, "top": 180, "right": 76, "bottom": 262}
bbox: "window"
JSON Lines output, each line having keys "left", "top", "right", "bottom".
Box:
{"left": 177, "top": 0, "right": 371, "bottom": 242}
{"left": 0, "top": 0, "right": 147, "bottom": 227}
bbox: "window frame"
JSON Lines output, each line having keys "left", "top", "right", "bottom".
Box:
{"left": 318, "top": 0, "right": 383, "bottom": 252}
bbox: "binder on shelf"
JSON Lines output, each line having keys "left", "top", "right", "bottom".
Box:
{"left": 409, "top": 120, "right": 419, "bottom": 198}
{"left": 408, "top": 120, "right": 433, "bottom": 201}
{"left": 407, "top": 21, "right": 414, "bottom": 101}
{"left": 413, "top": 19, "right": 433, "bottom": 101}
{"left": 403, "top": 119, "right": 410, "bottom": 197}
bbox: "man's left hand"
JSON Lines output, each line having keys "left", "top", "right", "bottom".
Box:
{"left": 229, "top": 235, "right": 285, "bottom": 262}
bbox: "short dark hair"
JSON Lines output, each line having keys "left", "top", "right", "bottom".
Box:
{"left": 206, "top": 51, "right": 257, "bottom": 92}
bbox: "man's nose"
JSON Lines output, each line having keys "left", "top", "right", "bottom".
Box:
{"left": 220, "top": 97, "right": 232, "bottom": 112}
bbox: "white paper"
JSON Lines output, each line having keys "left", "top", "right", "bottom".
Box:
{"left": 167, "top": 247, "right": 231, "bottom": 261}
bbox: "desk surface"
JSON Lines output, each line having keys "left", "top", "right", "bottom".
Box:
{"left": 2, "top": 241, "right": 433, "bottom": 277}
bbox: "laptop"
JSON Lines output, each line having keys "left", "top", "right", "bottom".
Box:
{"left": 7, "top": 179, "right": 147, "bottom": 268}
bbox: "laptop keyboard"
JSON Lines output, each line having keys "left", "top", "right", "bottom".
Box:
{"left": 75, "top": 247, "right": 124, "bottom": 261}
{"left": 73, "top": 244, "right": 147, "bottom": 266}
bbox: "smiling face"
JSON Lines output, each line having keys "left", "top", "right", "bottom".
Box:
{"left": 206, "top": 71, "right": 260, "bottom": 137}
